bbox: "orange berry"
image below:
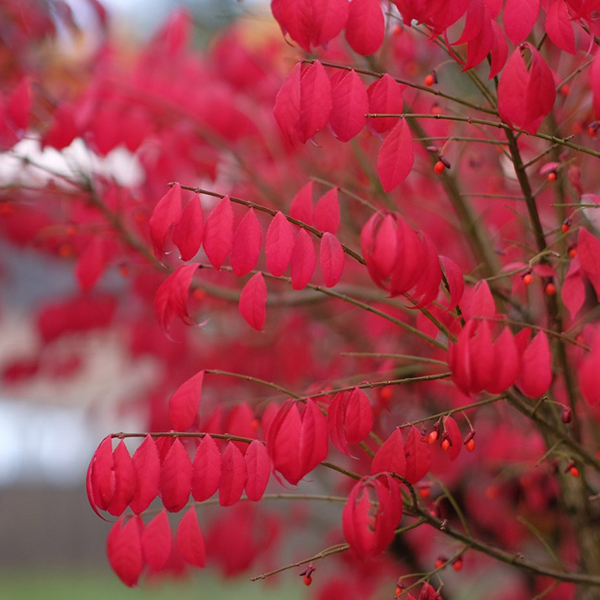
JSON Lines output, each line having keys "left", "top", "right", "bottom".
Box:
{"left": 434, "top": 558, "right": 446, "bottom": 569}
{"left": 395, "top": 587, "right": 402, "bottom": 597}
{"left": 569, "top": 248, "right": 577, "bottom": 258}
{"left": 562, "top": 224, "right": 570, "bottom": 234}
{"left": 434, "top": 161, "right": 445, "bottom": 174}
{"left": 522, "top": 273, "right": 533, "bottom": 286}
{"left": 428, "top": 431, "right": 439, "bottom": 444}
{"left": 569, "top": 466, "right": 580, "bottom": 478}
{"left": 380, "top": 386, "right": 392, "bottom": 402}
{"left": 560, "top": 84, "right": 570, "bottom": 96}
{"left": 548, "top": 172, "right": 557, "bottom": 182}
{"left": 251, "top": 418, "right": 260, "bottom": 431}
{"left": 452, "top": 558, "right": 463, "bottom": 571}
{"left": 465, "top": 439, "right": 475, "bottom": 452}
{"left": 545, "top": 283, "right": 557, "bottom": 296}
{"left": 441, "top": 438, "right": 450, "bottom": 452}
{"left": 424, "top": 73, "right": 436, "bottom": 87}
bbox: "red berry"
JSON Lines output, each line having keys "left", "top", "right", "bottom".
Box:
{"left": 562, "top": 219, "right": 571, "bottom": 234}
{"left": 418, "top": 486, "right": 431, "bottom": 500}
{"left": 522, "top": 273, "right": 533, "bottom": 286}
{"left": 434, "top": 161, "right": 445, "bottom": 174}
{"left": 548, "top": 172, "right": 557, "bottom": 182}
{"left": 303, "top": 576, "right": 312, "bottom": 586}
{"left": 452, "top": 557, "right": 463, "bottom": 571}
{"left": 560, "top": 84, "right": 570, "bottom": 96}
{"left": 424, "top": 73, "right": 436, "bottom": 87}
{"left": 395, "top": 587, "right": 402, "bottom": 597}
{"left": 569, "top": 466, "right": 580, "bottom": 478}
{"left": 545, "top": 283, "right": 557, "bottom": 296}
{"left": 434, "top": 557, "right": 446, "bottom": 569}
{"left": 465, "top": 439, "right": 475, "bottom": 452}
{"left": 441, "top": 438, "right": 450, "bottom": 452}
{"left": 428, "top": 431, "right": 439, "bottom": 444}
{"left": 569, "top": 248, "right": 577, "bottom": 258}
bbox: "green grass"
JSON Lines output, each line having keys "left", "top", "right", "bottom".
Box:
{"left": 0, "top": 568, "right": 304, "bottom": 600}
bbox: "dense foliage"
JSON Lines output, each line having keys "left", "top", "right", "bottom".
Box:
{"left": 4, "top": 1, "right": 600, "bottom": 599}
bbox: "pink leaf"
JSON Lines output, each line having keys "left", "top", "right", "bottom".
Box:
{"left": 172, "top": 194, "right": 204, "bottom": 261}
{"left": 319, "top": 232, "right": 345, "bottom": 287}
{"left": 313, "top": 187, "right": 340, "bottom": 234}
{"left": 192, "top": 434, "right": 222, "bottom": 502}
{"left": 266, "top": 211, "right": 296, "bottom": 276}
{"left": 577, "top": 229, "right": 600, "bottom": 300}
{"left": 149, "top": 183, "right": 182, "bottom": 260}
{"left": 290, "top": 228, "right": 316, "bottom": 290}
{"left": 231, "top": 208, "right": 263, "bottom": 277}
{"left": 518, "top": 332, "right": 552, "bottom": 398}
{"left": 377, "top": 119, "right": 414, "bottom": 193}
{"left": 244, "top": 440, "right": 271, "bottom": 501}
{"left": 169, "top": 370, "right": 204, "bottom": 432}
{"left": 239, "top": 272, "right": 267, "bottom": 331}
{"left": 329, "top": 70, "right": 368, "bottom": 142}
{"left": 219, "top": 442, "right": 247, "bottom": 506}
{"left": 107, "top": 516, "right": 143, "bottom": 587}
{"left": 298, "top": 60, "right": 332, "bottom": 143}
{"left": 160, "top": 438, "right": 192, "bottom": 512}
{"left": 345, "top": 0, "right": 385, "bottom": 56}
{"left": 203, "top": 196, "right": 234, "bottom": 270}
{"left": 130, "top": 435, "right": 161, "bottom": 515}
{"left": 503, "top": 0, "right": 539, "bottom": 45}
{"left": 289, "top": 182, "right": 314, "bottom": 224}
{"left": 367, "top": 74, "right": 404, "bottom": 134}
{"left": 177, "top": 508, "right": 206, "bottom": 568}
{"left": 545, "top": 0, "right": 576, "bottom": 54}
{"left": 106, "top": 441, "right": 136, "bottom": 517}
{"left": 274, "top": 62, "right": 302, "bottom": 146}
{"left": 371, "top": 428, "right": 406, "bottom": 476}
{"left": 142, "top": 510, "right": 172, "bottom": 572}
{"left": 562, "top": 259, "right": 586, "bottom": 319}
{"left": 404, "top": 426, "right": 431, "bottom": 484}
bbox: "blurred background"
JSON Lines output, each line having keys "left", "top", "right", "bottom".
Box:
{"left": 0, "top": 1, "right": 303, "bottom": 598}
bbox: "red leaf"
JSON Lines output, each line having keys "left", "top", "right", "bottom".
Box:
{"left": 298, "top": 60, "right": 332, "bottom": 143}
{"left": 518, "top": 332, "right": 552, "bottom": 398}
{"left": 177, "top": 508, "right": 206, "bottom": 568}
{"left": 577, "top": 229, "right": 600, "bottom": 300}
{"left": 329, "top": 70, "right": 368, "bottom": 142}
{"left": 289, "top": 182, "right": 314, "bottom": 224}
{"left": 153, "top": 263, "right": 199, "bottom": 334}
{"left": 239, "top": 272, "right": 267, "bottom": 331}
{"left": 461, "top": 280, "right": 495, "bottom": 320}
{"left": 192, "top": 434, "right": 222, "bottom": 501}
{"left": 313, "top": 187, "right": 340, "bottom": 234}
{"left": 149, "top": 183, "right": 182, "bottom": 260}
{"left": 89, "top": 436, "right": 115, "bottom": 512}
{"left": 344, "top": 387, "right": 373, "bottom": 443}
{"left": 160, "top": 438, "right": 192, "bottom": 512}
{"left": 503, "top": 0, "right": 539, "bottom": 45}
{"left": 203, "top": 196, "right": 234, "bottom": 270}
{"left": 7, "top": 78, "right": 32, "bottom": 130}
{"left": 562, "top": 259, "right": 585, "bottom": 319}
{"left": 498, "top": 44, "right": 556, "bottom": 134}
{"left": 107, "top": 516, "right": 143, "bottom": 587}
{"left": 371, "top": 428, "right": 406, "bottom": 476}
{"left": 290, "top": 228, "right": 316, "bottom": 290}
{"left": 169, "top": 370, "right": 204, "bottom": 432}
{"left": 319, "top": 232, "right": 344, "bottom": 287}
{"left": 308, "top": 0, "right": 348, "bottom": 48}
{"left": 244, "top": 440, "right": 271, "bottom": 502}
{"left": 266, "top": 211, "right": 296, "bottom": 276}
{"left": 404, "top": 426, "right": 431, "bottom": 484}
{"left": 274, "top": 62, "right": 302, "bottom": 146}
{"left": 142, "top": 510, "right": 172, "bottom": 572}
{"left": 487, "top": 327, "right": 519, "bottom": 394}
{"left": 231, "top": 208, "right": 262, "bottom": 277}
{"left": 440, "top": 256, "right": 464, "bottom": 309}
{"left": 545, "top": 0, "right": 576, "bottom": 54}
{"left": 106, "top": 441, "right": 136, "bottom": 516}
{"left": 443, "top": 416, "right": 462, "bottom": 461}
{"left": 367, "top": 74, "right": 404, "bottom": 134}
{"left": 345, "top": 0, "right": 385, "bottom": 56}
{"left": 171, "top": 195, "right": 203, "bottom": 261}
{"left": 271, "top": 0, "right": 311, "bottom": 52}
{"left": 130, "top": 435, "right": 161, "bottom": 515}
{"left": 219, "top": 442, "right": 247, "bottom": 506}
{"left": 580, "top": 338, "right": 600, "bottom": 404}
{"left": 75, "top": 238, "right": 115, "bottom": 292}
{"left": 377, "top": 119, "right": 414, "bottom": 192}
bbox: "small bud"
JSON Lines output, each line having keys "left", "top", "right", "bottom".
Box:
{"left": 426, "top": 145, "right": 440, "bottom": 153}
{"left": 434, "top": 161, "right": 445, "bottom": 174}
{"left": 561, "top": 218, "right": 572, "bottom": 234}
{"left": 452, "top": 557, "right": 463, "bottom": 571}
{"left": 562, "top": 407, "right": 572, "bottom": 424}
{"left": 545, "top": 282, "right": 557, "bottom": 296}
{"left": 522, "top": 272, "right": 533, "bottom": 286}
